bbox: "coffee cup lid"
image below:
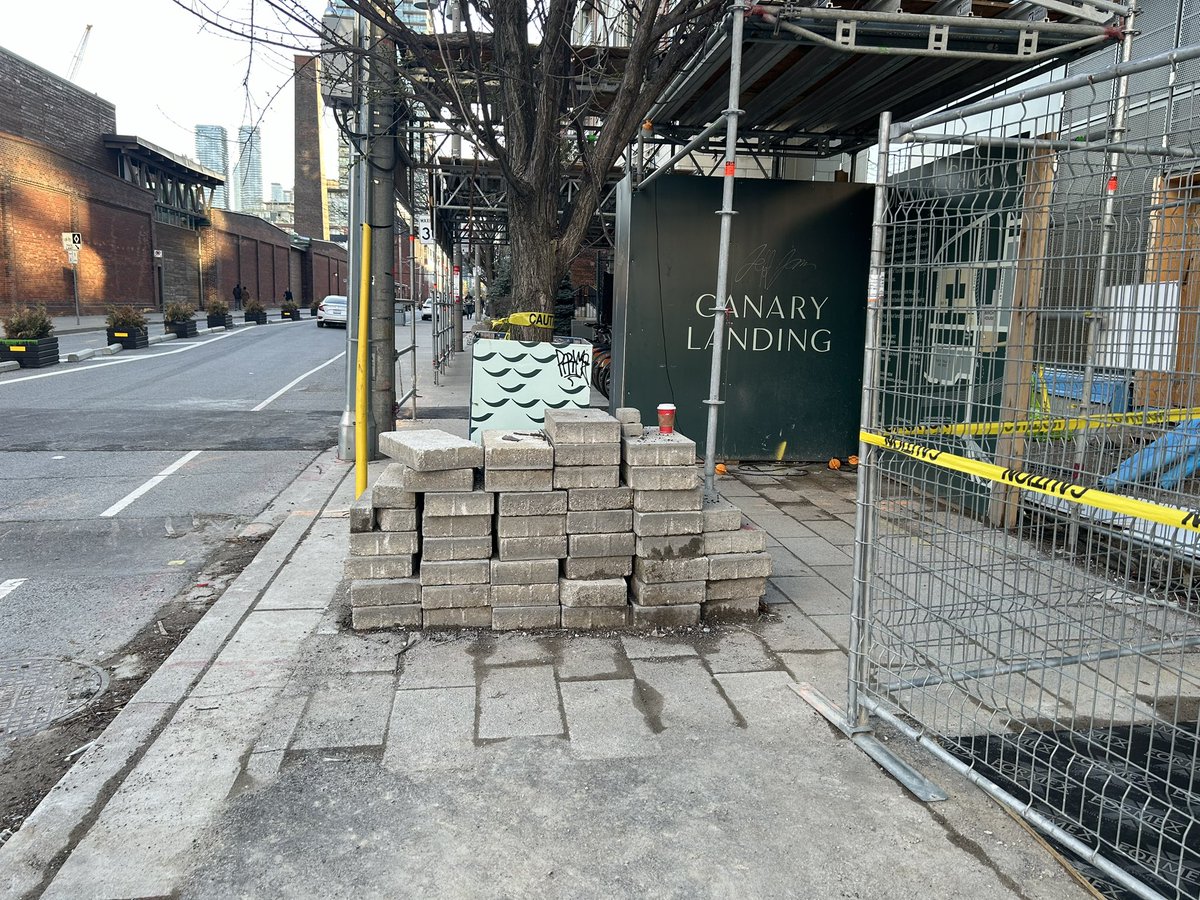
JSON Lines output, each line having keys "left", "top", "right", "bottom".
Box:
{"left": 657, "top": 403, "right": 676, "bottom": 410}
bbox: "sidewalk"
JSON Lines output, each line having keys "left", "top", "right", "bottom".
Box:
{"left": 0, "top": 336, "right": 1091, "bottom": 898}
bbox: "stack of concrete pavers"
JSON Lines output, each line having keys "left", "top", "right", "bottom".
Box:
{"left": 485, "top": 427, "right": 565, "bottom": 630}
{"left": 545, "top": 409, "right": 634, "bottom": 628}
{"left": 702, "top": 498, "right": 770, "bottom": 622}
{"left": 347, "top": 468, "right": 420, "bottom": 630}
{"left": 624, "top": 423, "right": 709, "bottom": 627}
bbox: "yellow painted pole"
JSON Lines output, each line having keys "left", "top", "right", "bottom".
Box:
{"left": 355, "top": 223, "right": 373, "bottom": 498}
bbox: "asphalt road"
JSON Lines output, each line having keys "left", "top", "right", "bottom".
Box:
{"left": 0, "top": 320, "right": 351, "bottom": 664}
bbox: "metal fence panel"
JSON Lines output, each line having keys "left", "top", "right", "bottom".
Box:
{"left": 850, "top": 52, "right": 1200, "bottom": 900}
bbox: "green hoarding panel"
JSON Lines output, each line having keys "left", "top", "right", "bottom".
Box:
{"left": 612, "top": 175, "right": 872, "bottom": 461}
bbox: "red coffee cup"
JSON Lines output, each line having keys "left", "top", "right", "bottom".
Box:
{"left": 657, "top": 403, "right": 676, "bottom": 434}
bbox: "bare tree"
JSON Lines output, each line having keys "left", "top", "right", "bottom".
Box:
{"left": 177, "top": 0, "right": 725, "bottom": 329}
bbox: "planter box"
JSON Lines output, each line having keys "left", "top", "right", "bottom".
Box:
{"left": 0, "top": 336, "right": 59, "bottom": 368}
{"left": 106, "top": 327, "right": 149, "bottom": 350}
{"left": 207, "top": 313, "right": 234, "bottom": 329}
{"left": 282, "top": 309, "right": 302, "bottom": 321}
{"left": 166, "top": 320, "right": 198, "bottom": 339}
{"left": 244, "top": 311, "right": 267, "bottom": 325}
{"left": 308, "top": 307, "right": 318, "bottom": 317}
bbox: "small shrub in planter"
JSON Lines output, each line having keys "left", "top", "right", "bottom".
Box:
{"left": 1, "top": 305, "right": 58, "bottom": 368}
{"left": 164, "top": 302, "right": 198, "bottom": 338}
{"left": 106, "top": 305, "right": 149, "bottom": 350}
{"left": 206, "top": 299, "right": 233, "bottom": 329}
{"left": 244, "top": 297, "right": 267, "bottom": 325}
{"left": 281, "top": 299, "right": 302, "bottom": 322}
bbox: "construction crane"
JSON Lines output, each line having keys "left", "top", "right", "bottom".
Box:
{"left": 67, "top": 24, "right": 92, "bottom": 81}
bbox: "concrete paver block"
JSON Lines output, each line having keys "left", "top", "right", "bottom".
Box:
{"left": 351, "top": 604, "right": 422, "bottom": 630}
{"left": 418, "top": 559, "right": 491, "bottom": 585}
{"left": 421, "top": 583, "right": 491, "bottom": 609}
{"left": 553, "top": 465, "right": 619, "bottom": 489}
{"left": 614, "top": 407, "right": 641, "bottom": 424}
{"left": 569, "top": 531, "right": 635, "bottom": 558}
{"left": 632, "top": 510, "right": 703, "bottom": 537}
{"left": 377, "top": 508, "right": 418, "bottom": 532}
{"left": 561, "top": 555, "right": 633, "bottom": 580}
{"left": 708, "top": 552, "right": 773, "bottom": 580}
{"left": 706, "top": 577, "right": 767, "bottom": 601}
{"left": 423, "top": 490, "right": 494, "bottom": 517}
{"left": 496, "top": 514, "right": 567, "bottom": 538}
{"left": 622, "top": 464, "right": 698, "bottom": 491}
{"left": 289, "top": 673, "right": 394, "bottom": 749}
{"left": 421, "top": 513, "right": 491, "bottom": 537}
{"left": 566, "top": 509, "right": 632, "bottom": 534}
{"left": 635, "top": 534, "right": 704, "bottom": 560}
{"left": 350, "top": 531, "right": 419, "bottom": 556}
{"left": 704, "top": 527, "right": 768, "bottom": 555}
{"left": 630, "top": 577, "right": 706, "bottom": 606}
{"left": 630, "top": 602, "right": 701, "bottom": 627}
{"left": 703, "top": 498, "right": 744, "bottom": 532}
{"left": 350, "top": 578, "right": 421, "bottom": 608}
{"left": 552, "top": 441, "right": 620, "bottom": 467}
{"left": 633, "top": 487, "right": 703, "bottom": 512}
{"left": 421, "top": 536, "right": 493, "bottom": 561}
{"left": 559, "top": 679, "right": 659, "bottom": 759}
{"left": 622, "top": 428, "right": 697, "bottom": 466}
{"left": 559, "top": 577, "right": 628, "bottom": 608}
{"left": 350, "top": 493, "right": 375, "bottom": 532}
{"left": 634, "top": 556, "right": 709, "bottom": 584}
{"left": 497, "top": 490, "right": 567, "bottom": 516}
{"left": 396, "top": 639, "right": 476, "bottom": 689}
{"left": 544, "top": 408, "right": 621, "bottom": 443}
{"left": 567, "top": 486, "right": 632, "bottom": 511}
{"left": 497, "top": 535, "right": 568, "bottom": 560}
{"left": 491, "top": 582, "right": 560, "bottom": 607}
{"left": 703, "top": 597, "right": 761, "bottom": 623}
{"left": 482, "top": 429, "right": 554, "bottom": 470}
{"left": 561, "top": 606, "right": 630, "bottom": 628}
{"left": 383, "top": 686, "right": 475, "bottom": 770}
{"left": 372, "top": 464, "right": 419, "bottom": 508}
{"left": 622, "top": 423, "right": 644, "bottom": 439}
{"left": 492, "top": 606, "right": 561, "bottom": 630}
{"left": 345, "top": 554, "right": 414, "bottom": 579}
{"left": 485, "top": 468, "right": 554, "bottom": 492}
{"left": 379, "top": 429, "right": 484, "bottom": 471}
{"left": 423, "top": 606, "right": 492, "bottom": 628}
{"left": 490, "top": 558, "right": 560, "bottom": 585}
{"left": 619, "top": 635, "right": 697, "bottom": 658}
{"left": 399, "top": 465, "right": 475, "bottom": 492}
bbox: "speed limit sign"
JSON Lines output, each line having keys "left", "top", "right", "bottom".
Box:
{"left": 416, "top": 213, "right": 434, "bottom": 246}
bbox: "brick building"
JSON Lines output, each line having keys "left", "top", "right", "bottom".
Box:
{"left": 0, "top": 47, "right": 346, "bottom": 316}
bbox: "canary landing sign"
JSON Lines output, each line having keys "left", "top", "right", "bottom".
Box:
{"left": 611, "top": 174, "right": 872, "bottom": 461}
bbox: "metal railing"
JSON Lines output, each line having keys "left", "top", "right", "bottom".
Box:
{"left": 808, "top": 47, "right": 1200, "bottom": 900}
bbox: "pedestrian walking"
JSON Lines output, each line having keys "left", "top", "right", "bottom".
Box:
{"left": 233, "top": 283, "right": 243, "bottom": 311}
{"left": 284, "top": 288, "right": 294, "bottom": 304}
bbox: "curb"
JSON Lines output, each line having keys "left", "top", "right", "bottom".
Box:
{"left": 0, "top": 449, "right": 352, "bottom": 898}
{"left": 0, "top": 361, "right": 19, "bottom": 373}
{"left": 147, "top": 332, "right": 178, "bottom": 346}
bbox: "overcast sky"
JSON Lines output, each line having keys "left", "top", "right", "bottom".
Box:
{"left": 4, "top": 0, "right": 337, "bottom": 201}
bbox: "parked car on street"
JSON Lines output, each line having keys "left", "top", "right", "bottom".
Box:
{"left": 317, "top": 295, "right": 348, "bottom": 328}
{"left": 418, "top": 297, "right": 433, "bottom": 320}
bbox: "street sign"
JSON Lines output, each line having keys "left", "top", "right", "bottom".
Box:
{"left": 416, "top": 214, "right": 434, "bottom": 246}
{"left": 61, "top": 232, "right": 81, "bottom": 250}
{"left": 66, "top": 247, "right": 79, "bottom": 265}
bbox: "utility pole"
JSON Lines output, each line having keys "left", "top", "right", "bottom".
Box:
{"left": 450, "top": 0, "right": 465, "bottom": 351}
{"left": 367, "top": 21, "right": 397, "bottom": 451}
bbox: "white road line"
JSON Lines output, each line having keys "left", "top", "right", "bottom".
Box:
{"left": 251, "top": 351, "right": 346, "bottom": 412}
{"left": 99, "top": 450, "right": 203, "bottom": 518}
{"left": 0, "top": 578, "right": 27, "bottom": 600}
{"left": 0, "top": 328, "right": 257, "bottom": 386}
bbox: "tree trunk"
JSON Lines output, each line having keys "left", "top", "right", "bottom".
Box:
{"left": 508, "top": 189, "right": 561, "bottom": 342}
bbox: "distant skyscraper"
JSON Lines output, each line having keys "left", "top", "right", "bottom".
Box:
{"left": 194, "top": 124, "right": 229, "bottom": 209}
{"left": 233, "top": 125, "right": 263, "bottom": 212}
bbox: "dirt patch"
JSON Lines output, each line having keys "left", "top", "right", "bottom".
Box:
{"left": 0, "top": 531, "right": 270, "bottom": 849}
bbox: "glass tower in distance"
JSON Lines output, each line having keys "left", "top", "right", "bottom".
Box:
{"left": 194, "top": 124, "right": 229, "bottom": 209}
{"left": 233, "top": 125, "right": 263, "bottom": 213}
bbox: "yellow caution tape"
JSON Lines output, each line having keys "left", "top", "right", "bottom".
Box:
{"left": 491, "top": 311, "right": 554, "bottom": 329}
{"left": 891, "top": 406, "right": 1200, "bottom": 438}
{"left": 862, "top": 429, "right": 1200, "bottom": 534}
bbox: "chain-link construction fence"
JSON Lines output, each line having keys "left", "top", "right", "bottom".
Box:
{"left": 840, "top": 50, "right": 1200, "bottom": 900}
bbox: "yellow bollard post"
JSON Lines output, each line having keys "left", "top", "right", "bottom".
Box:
{"left": 355, "top": 224, "right": 373, "bottom": 498}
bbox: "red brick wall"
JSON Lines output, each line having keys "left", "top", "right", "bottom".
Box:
{"left": 157, "top": 223, "right": 200, "bottom": 308}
